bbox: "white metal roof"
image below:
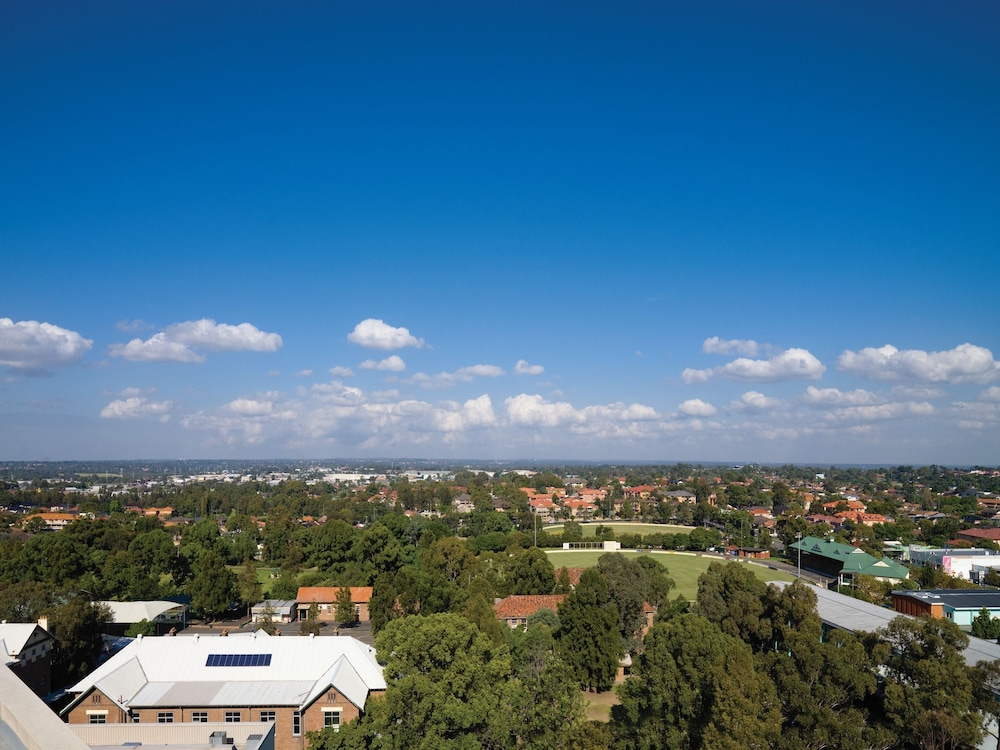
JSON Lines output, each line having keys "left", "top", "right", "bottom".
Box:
{"left": 0, "top": 623, "right": 44, "bottom": 664}
{"left": 64, "top": 632, "right": 385, "bottom": 715}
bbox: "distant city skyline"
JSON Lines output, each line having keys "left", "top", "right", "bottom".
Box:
{"left": 2, "top": 2, "right": 998, "bottom": 465}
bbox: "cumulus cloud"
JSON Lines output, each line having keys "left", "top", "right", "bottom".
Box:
{"left": 981, "top": 386, "right": 1000, "bottom": 403}
{"left": 679, "top": 399, "right": 717, "bottom": 417}
{"left": 505, "top": 393, "right": 580, "bottom": 427}
{"left": 0, "top": 318, "right": 93, "bottom": 374}
{"left": 739, "top": 391, "right": 781, "bottom": 410}
{"left": 347, "top": 319, "right": 425, "bottom": 350}
{"left": 683, "top": 348, "right": 825, "bottom": 383}
{"left": 702, "top": 337, "right": 761, "bottom": 357}
{"left": 226, "top": 398, "right": 275, "bottom": 415}
{"left": 515, "top": 359, "right": 545, "bottom": 376}
{"left": 109, "top": 319, "right": 282, "bottom": 363}
{"left": 100, "top": 397, "right": 172, "bottom": 420}
{"left": 329, "top": 366, "right": 354, "bottom": 378}
{"left": 503, "top": 394, "right": 661, "bottom": 437}
{"left": 802, "top": 386, "right": 879, "bottom": 407}
{"left": 360, "top": 355, "right": 407, "bottom": 372}
{"left": 837, "top": 343, "right": 1000, "bottom": 384}
{"left": 410, "top": 364, "right": 505, "bottom": 389}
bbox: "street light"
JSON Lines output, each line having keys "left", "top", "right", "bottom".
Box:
{"left": 795, "top": 532, "right": 802, "bottom": 579}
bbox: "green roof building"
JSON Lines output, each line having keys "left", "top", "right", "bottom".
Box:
{"left": 790, "top": 536, "right": 909, "bottom": 584}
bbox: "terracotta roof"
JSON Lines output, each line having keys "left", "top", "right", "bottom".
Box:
{"left": 493, "top": 595, "right": 566, "bottom": 620}
{"left": 296, "top": 586, "right": 373, "bottom": 603}
{"left": 554, "top": 567, "right": 584, "bottom": 587}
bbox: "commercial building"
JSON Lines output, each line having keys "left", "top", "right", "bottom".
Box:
{"left": 63, "top": 631, "right": 385, "bottom": 750}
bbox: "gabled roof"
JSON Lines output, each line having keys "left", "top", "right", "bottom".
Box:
{"left": 0, "top": 623, "right": 50, "bottom": 664}
{"left": 493, "top": 595, "right": 566, "bottom": 621}
{"left": 791, "top": 536, "right": 908, "bottom": 580}
{"left": 297, "top": 587, "right": 374, "bottom": 604}
{"left": 63, "top": 632, "right": 385, "bottom": 716}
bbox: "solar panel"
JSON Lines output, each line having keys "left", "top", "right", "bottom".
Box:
{"left": 206, "top": 654, "right": 271, "bottom": 667}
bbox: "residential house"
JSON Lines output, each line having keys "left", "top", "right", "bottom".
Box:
{"left": 0, "top": 621, "right": 54, "bottom": 696}
{"left": 63, "top": 631, "right": 385, "bottom": 750}
{"left": 493, "top": 595, "right": 566, "bottom": 629}
{"left": 296, "top": 587, "right": 373, "bottom": 623}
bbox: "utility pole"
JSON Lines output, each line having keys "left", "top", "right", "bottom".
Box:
{"left": 795, "top": 531, "right": 802, "bottom": 579}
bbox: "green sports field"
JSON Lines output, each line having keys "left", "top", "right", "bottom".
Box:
{"left": 545, "top": 549, "right": 795, "bottom": 600}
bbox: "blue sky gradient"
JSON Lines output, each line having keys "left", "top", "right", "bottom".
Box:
{"left": 3, "top": 1, "right": 998, "bottom": 463}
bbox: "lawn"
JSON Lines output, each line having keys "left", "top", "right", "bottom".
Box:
{"left": 545, "top": 549, "right": 795, "bottom": 600}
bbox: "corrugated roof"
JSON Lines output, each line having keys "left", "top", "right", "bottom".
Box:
{"left": 64, "top": 632, "right": 384, "bottom": 716}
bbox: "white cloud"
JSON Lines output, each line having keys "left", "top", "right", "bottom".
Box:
{"left": 515, "top": 359, "right": 545, "bottom": 376}
{"left": 803, "top": 386, "right": 879, "bottom": 407}
{"left": 739, "top": 391, "right": 781, "bottom": 410}
{"left": 679, "top": 399, "right": 717, "bottom": 417}
{"left": 360, "top": 355, "right": 407, "bottom": 372}
{"left": 505, "top": 394, "right": 582, "bottom": 428}
{"left": 683, "top": 348, "right": 825, "bottom": 383}
{"left": 410, "top": 364, "right": 505, "bottom": 389}
{"left": 702, "top": 337, "right": 761, "bottom": 357}
{"left": 167, "top": 319, "right": 282, "bottom": 351}
{"left": 826, "top": 402, "right": 935, "bottom": 422}
{"left": 100, "top": 397, "right": 172, "bottom": 420}
{"left": 329, "top": 366, "right": 354, "bottom": 378}
{"left": 347, "top": 319, "right": 425, "bottom": 350}
{"left": 981, "top": 386, "right": 1000, "bottom": 403}
{"left": 0, "top": 318, "right": 93, "bottom": 373}
{"left": 891, "top": 385, "right": 948, "bottom": 400}
{"left": 837, "top": 343, "right": 1000, "bottom": 384}
{"left": 226, "top": 398, "right": 275, "bottom": 415}
{"left": 109, "top": 319, "right": 282, "bottom": 363}
{"left": 295, "top": 369, "right": 314, "bottom": 378}
{"left": 109, "top": 333, "right": 206, "bottom": 363}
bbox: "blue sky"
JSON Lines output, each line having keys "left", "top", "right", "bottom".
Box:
{"left": 2, "top": 1, "right": 998, "bottom": 464}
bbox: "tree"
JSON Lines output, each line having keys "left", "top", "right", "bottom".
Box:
{"left": 870, "top": 615, "right": 984, "bottom": 750}
{"left": 126, "top": 618, "right": 156, "bottom": 637}
{"left": 300, "top": 601, "right": 321, "bottom": 636}
{"left": 971, "top": 607, "right": 1000, "bottom": 641}
{"left": 237, "top": 558, "right": 262, "bottom": 610}
{"left": 693, "top": 561, "right": 771, "bottom": 650}
{"left": 188, "top": 548, "right": 237, "bottom": 620}
{"left": 47, "top": 595, "right": 113, "bottom": 685}
{"left": 557, "top": 568, "right": 621, "bottom": 692}
{"left": 598, "top": 553, "right": 651, "bottom": 649}
{"left": 612, "top": 614, "right": 781, "bottom": 749}
{"left": 310, "top": 613, "right": 512, "bottom": 749}
{"left": 335, "top": 586, "right": 357, "bottom": 626}
{"left": 509, "top": 546, "right": 556, "bottom": 595}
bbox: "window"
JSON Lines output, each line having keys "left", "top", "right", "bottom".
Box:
{"left": 87, "top": 712, "right": 107, "bottom": 725}
{"left": 225, "top": 711, "right": 242, "bottom": 723}
{"left": 157, "top": 712, "right": 174, "bottom": 723}
{"left": 259, "top": 711, "right": 276, "bottom": 723}
{"left": 323, "top": 708, "right": 342, "bottom": 731}
{"left": 292, "top": 711, "right": 301, "bottom": 736}
{"left": 192, "top": 712, "right": 208, "bottom": 723}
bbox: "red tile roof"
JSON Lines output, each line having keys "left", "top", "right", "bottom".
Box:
{"left": 493, "top": 595, "right": 566, "bottom": 621}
